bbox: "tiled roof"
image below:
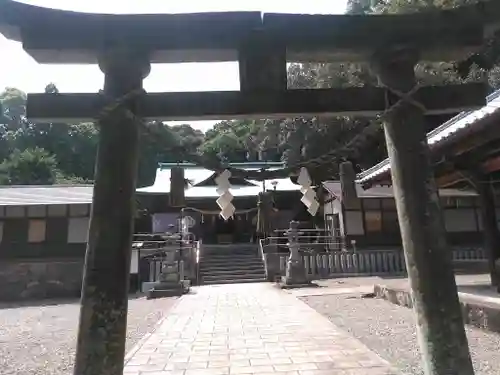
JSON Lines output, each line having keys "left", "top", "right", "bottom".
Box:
{"left": 0, "top": 185, "right": 94, "bottom": 206}
{"left": 137, "top": 162, "right": 301, "bottom": 196}
{"left": 0, "top": 163, "right": 300, "bottom": 206}
{"left": 357, "top": 89, "right": 500, "bottom": 184}
{"left": 323, "top": 181, "right": 477, "bottom": 199}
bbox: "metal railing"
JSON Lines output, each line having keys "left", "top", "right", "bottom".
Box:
{"left": 260, "top": 227, "right": 487, "bottom": 280}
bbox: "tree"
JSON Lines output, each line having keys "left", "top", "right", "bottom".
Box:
{"left": 0, "top": 147, "right": 59, "bottom": 185}
{"left": 0, "top": 85, "right": 205, "bottom": 186}
{"left": 198, "top": 0, "right": 498, "bottom": 184}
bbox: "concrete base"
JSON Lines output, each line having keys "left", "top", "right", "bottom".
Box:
{"left": 374, "top": 284, "right": 500, "bottom": 334}
{"left": 277, "top": 281, "right": 318, "bottom": 290}
{"left": 146, "top": 281, "right": 189, "bottom": 300}
{"left": 283, "top": 260, "right": 309, "bottom": 286}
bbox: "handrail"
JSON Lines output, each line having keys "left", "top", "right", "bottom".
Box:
{"left": 258, "top": 239, "right": 265, "bottom": 261}
{"left": 273, "top": 228, "right": 329, "bottom": 233}
{"left": 195, "top": 239, "right": 202, "bottom": 285}
{"left": 263, "top": 235, "right": 338, "bottom": 240}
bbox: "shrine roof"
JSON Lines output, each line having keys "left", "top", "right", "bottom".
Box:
{"left": 137, "top": 162, "right": 300, "bottom": 196}
{"left": 0, "top": 185, "right": 94, "bottom": 206}
{"left": 357, "top": 89, "right": 500, "bottom": 186}
{"left": 323, "top": 181, "right": 477, "bottom": 200}
{"left": 0, "top": 0, "right": 494, "bottom": 64}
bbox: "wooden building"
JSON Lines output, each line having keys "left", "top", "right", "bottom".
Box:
{"left": 357, "top": 88, "right": 500, "bottom": 284}
{"left": 136, "top": 162, "right": 303, "bottom": 244}
{"left": 323, "top": 181, "right": 483, "bottom": 248}
{"left": 0, "top": 185, "right": 140, "bottom": 301}
{"left": 0, "top": 185, "right": 93, "bottom": 259}
{"left": 0, "top": 162, "right": 303, "bottom": 300}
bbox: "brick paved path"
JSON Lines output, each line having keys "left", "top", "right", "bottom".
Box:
{"left": 124, "top": 283, "right": 398, "bottom": 375}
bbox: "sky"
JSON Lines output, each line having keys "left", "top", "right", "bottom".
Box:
{"left": 1, "top": 0, "right": 348, "bottom": 132}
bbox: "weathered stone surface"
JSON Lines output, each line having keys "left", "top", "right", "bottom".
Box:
{"left": 73, "top": 49, "right": 150, "bottom": 375}
{"left": 371, "top": 48, "right": 474, "bottom": 375}
{"left": 263, "top": 253, "right": 281, "bottom": 282}
{"left": 0, "top": 259, "right": 83, "bottom": 301}
{"left": 374, "top": 284, "right": 500, "bottom": 334}
{"left": 124, "top": 283, "right": 399, "bottom": 375}
{"left": 1, "top": 0, "right": 495, "bottom": 64}
{"left": 284, "top": 260, "right": 309, "bottom": 286}
{"left": 26, "top": 83, "right": 487, "bottom": 122}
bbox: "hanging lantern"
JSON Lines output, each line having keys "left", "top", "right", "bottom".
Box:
{"left": 170, "top": 166, "right": 185, "bottom": 207}
{"left": 339, "top": 161, "right": 359, "bottom": 208}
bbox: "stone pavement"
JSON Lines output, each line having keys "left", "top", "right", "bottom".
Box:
{"left": 124, "top": 283, "right": 398, "bottom": 375}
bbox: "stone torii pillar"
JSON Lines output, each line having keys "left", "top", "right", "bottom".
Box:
{"left": 371, "top": 48, "right": 474, "bottom": 375}
{"left": 73, "top": 48, "right": 151, "bottom": 375}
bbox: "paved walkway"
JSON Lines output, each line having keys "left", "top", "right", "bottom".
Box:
{"left": 124, "top": 283, "right": 398, "bottom": 375}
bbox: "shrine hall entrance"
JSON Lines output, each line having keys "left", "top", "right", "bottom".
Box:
{"left": 214, "top": 216, "right": 236, "bottom": 244}
{"left": 200, "top": 213, "right": 255, "bottom": 244}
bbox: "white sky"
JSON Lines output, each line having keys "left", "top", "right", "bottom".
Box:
{"left": 1, "top": 0, "right": 348, "bottom": 131}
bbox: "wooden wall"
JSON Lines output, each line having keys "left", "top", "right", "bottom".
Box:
{"left": 325, "top": 195, "right": 484, "bottom": 248}
{"left": 0, "top": 203, "right": 90, "bottom": 259}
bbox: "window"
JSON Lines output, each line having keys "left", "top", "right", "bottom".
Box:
{"left": 382, "top": 211, "right": 400, "bottom": 233}
{"left": 363, "top": 199, "right": 381, "bottom": 210}
{"left": 69, "top": 204, "right": 89, "bottom": 217}
{"left": 27, "top": 205, "right": 46, "bottom": 218}
{"left": 48, "top": 205, "right": 67, "bottom": 217}
{"left": 444, "top": 209, "right": 477, "bottom": 232}
{"left": 381, "top": 198, "right": 396, "bottom": 209}
{"left": 68, "top": 217, "right": 90, "bottom": 243}
{"left": 364, "top": 211, "right": 382, "bottom": 232}
{"left": 28, "top": 219, "right": 46, "bottom": 243}
{"left": 6, "top": 206, "right": 24, "bottom": 218}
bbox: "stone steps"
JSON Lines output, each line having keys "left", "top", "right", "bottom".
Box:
{"left": 202, "top": 277, "right": 267, "bottom": 285}
{"left": 201, "top": 268, "right": 265, "bottom": 276}
{"left": 199, "top": 243, "right": 266, "bottom": 285}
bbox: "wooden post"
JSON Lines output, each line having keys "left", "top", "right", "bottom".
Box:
{"left": 339, "top": 160, "right": 359, "bottom": 209}
{"left": 468, "top": 171, "right": 500, "bottom": 289}
{"left": 170, "top": 166, "right": 186, "bottom": 207}
{"left": 370, "top": 48, "right": 474, "bottom": 375}
{"left": 73, "top": 48, "right": 150, "bottom": 375}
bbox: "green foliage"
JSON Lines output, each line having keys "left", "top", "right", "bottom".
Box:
{"left": 0, "top": 85, "right": 204, "bottom": 187}
{"left": 0, "top": 147, "right": 59, "bottom": 185}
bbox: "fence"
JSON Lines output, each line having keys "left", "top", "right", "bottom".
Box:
{"left": 266, "top": 247, "right": 487, "bottom": 279}
{"left": 136, "top": 240, "right": 200, "bottom": 285}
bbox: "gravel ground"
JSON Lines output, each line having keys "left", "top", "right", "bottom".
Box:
{"left": 302, "top": 294, "right": 500, "bottom": 375}
{"left": 0, "top": 296, "right": 178, "bottom": 375}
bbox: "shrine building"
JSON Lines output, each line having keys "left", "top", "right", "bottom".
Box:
{"left": 136, "top": 162, "right": 303, "bottom": 244}
{"left": 323, "top": 181, "right": 484, "bottom": 249}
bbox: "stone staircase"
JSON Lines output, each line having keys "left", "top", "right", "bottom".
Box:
{"left": 199, "top": 243, "right": 266, "bottom": 285}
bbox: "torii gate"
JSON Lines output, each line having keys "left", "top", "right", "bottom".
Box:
{"left": 1, "top": 1, "right": 499, "bottom": 374}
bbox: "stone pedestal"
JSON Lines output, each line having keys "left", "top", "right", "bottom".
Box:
{"left": 283, "top": 258, "right": 309, "bottom": 286}
{"left": 264, "top": 253, "right": 281, "bottom": 282}
{"left": 281, "top": 221, "right": 311, "bottom": 288}
{"left": 147, "top": 258, "right": 189, "bottom": 299}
